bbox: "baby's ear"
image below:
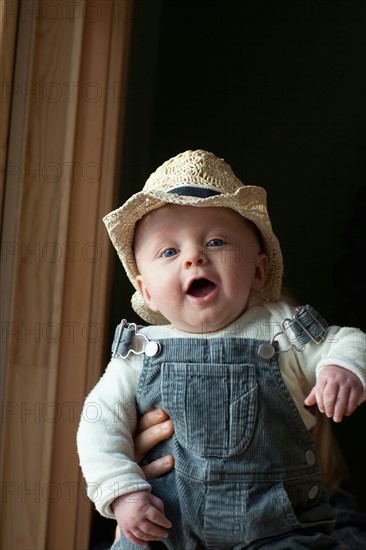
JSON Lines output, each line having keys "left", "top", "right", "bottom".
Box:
{"left": 136, "top": 275, "right": 159, "bottom": 312}
{"left": 251, "top": 253, "right": 268, "bottom": 291}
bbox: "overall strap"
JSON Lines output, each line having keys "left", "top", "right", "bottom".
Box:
{"left": 111, "top": 319, "right": 160, "bottom": 359}
{"left": 259, "top": 305, "right": 328, "bottom": 360}
{"left": 111, "top": 320, "right": 143, "bottom": 358}
{"left": 285, "top": 305, "right": 328, "bottom": 346}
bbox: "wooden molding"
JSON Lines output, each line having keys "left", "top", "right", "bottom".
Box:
{"left": 0, "top": 1, "right": 132, "bottom": 548}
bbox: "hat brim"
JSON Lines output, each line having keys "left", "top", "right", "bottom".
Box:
{"left": 103, "top": 186, "right": 283, "bottom": 325}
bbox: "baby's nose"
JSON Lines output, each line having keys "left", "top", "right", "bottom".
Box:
{"left": 183, "top": 246, "right": 207, "bottom": 267}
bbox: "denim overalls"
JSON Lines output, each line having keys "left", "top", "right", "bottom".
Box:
{"left": 112, "top": 310, "right": 342, "bottom": 549}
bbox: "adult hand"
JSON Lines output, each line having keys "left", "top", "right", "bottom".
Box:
{"left": 135, "top": 408, "right": 175, "bottom": 478}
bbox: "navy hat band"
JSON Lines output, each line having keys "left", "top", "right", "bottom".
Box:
{"left": 168, "top": 186, "right": 222, "bottom": 198}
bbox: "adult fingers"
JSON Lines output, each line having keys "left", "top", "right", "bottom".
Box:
{"left": 137, "top": 408, "right": 170, "bottom": 433}
{"left": 135, "top": 420, "right": 174, "bottom": 464}
{"left": 141, "top": 455, "right": 175, "bottom": 480}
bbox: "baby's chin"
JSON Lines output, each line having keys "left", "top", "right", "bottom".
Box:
{"left": 170, "top": 309, "right": 248, "bottom": 334}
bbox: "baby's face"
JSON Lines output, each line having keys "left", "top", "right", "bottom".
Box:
{"left": 134, "top": 205, "right": 268, "bottom": 333}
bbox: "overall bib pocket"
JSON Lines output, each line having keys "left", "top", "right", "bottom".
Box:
{"left": 161, "top": 362, "right": 257, "bottom": 457}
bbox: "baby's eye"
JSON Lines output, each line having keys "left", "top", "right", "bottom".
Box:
{"left": 162, "top": 247, "right": 178, "bottom": 258}
{"left": 207, "top": 239, "right": 224, "bottom": 248}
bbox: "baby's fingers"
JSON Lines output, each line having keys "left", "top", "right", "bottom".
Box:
{"left": 126, "top": 523, "right": 166, "bottom": 548}
{"left": 323, "top": 384, "right": 360, "bottom": 423}
{"left": 125, "top": 503, "right": 172, "bottom": 547}
{"left": 148, "top": 495, "right": 172, "bottom": 528}
{"left": 130, "top": 520, "right": 170, "bottom": 542}
{"left": 307, "top": 366, "right": 363, "bottom": 423}
{"left": 304, "top": 387, "right": 317, "bottom": 408}
{"left": 321, "top": 381, "right": 340, "bottom": 419}
{"left": 326, "top": 385, "right": 348, "bottom": 422}
{"left": 308, "top": 379, "right": 327, "bottom": 414}
{"left": 125, "top": 530, "right": 149, "bottom": 547}
{"left": 344, "top": 385, "right": 363, "bottom": 417}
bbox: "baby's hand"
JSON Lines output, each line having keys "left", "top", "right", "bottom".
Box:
{"left": 112, "top": 489, "right": 172, "bottom": 547}
{"left": 304, "top": 365, "right": 363, "bottom": 423}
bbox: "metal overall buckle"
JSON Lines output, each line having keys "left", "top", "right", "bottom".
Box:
{"left": 258, "top": 305, "right": 328, "bottom": 360}
{"left": 112, "top": 320, "right": 161, "bottom": 359}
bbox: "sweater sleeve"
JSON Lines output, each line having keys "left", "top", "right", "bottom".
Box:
{"left": 76, "top": 355, "right": 151, "bottom": 519}
{"left": 268, "top": 302, "right": 366, "bottom": 403}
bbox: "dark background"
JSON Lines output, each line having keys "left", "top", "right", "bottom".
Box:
{"left": 93, "top": 0, "right": 366, "bottom": 546}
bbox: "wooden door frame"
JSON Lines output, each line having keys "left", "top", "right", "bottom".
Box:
{"left": 0, "top": 1, "right": 133, "bottom": 548}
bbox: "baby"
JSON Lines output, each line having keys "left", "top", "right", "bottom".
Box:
{"left": 77, "top": 150, "right": 365, "bottom": 549}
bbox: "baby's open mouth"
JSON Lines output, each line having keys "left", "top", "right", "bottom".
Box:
{"left": 186, "top": 278, "right": 216, "bottom": 298}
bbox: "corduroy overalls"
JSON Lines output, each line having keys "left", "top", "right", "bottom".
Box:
{"left": 112, "top": 323, "right": 341, "bottom": 549}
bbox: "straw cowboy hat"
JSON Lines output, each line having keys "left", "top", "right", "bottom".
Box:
{"left": 103, "top": 149, "right": 283, "bottom": 324}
